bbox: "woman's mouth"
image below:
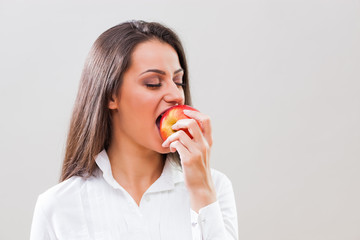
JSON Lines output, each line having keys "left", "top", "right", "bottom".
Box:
{"left": 156, "top": 106, "right": 178, "bottom": 131}
{"left": 156, "top": 113, "right": 164, "bottom": 130}
{"left": 156, "top": 108, "right": 172, "bottom": 130}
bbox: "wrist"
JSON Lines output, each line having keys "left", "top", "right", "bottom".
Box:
{"left": 189, "top": 188, "right": 217, "bottom": 213}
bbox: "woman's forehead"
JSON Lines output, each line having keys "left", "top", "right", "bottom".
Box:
{"left": 129, "top": 40, "right": 181, "bottom": 73}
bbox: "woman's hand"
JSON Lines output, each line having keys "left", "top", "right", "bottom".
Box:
{"left": 162, "top": 109, "right": 216, "bottom": 212}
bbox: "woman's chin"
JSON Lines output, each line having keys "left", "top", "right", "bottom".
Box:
{"left": 156, "top": 146, "right": 171, "bottom": 154}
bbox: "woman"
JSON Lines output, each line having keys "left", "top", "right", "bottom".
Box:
{"left": 30, "top": 20, "right": 238, "bottom": 240}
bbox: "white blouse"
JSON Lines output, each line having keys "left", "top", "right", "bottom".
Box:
{"left": 30, "top": 150, "right": 238, "bottom": 239}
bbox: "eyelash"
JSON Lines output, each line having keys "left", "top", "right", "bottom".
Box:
{"left": 146, "top": 83, "right": 186, "bottom": 88}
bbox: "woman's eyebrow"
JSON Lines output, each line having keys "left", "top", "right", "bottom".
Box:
{"left": 139, "top": 68, "right": 183, "bottom": 76}
{"left": 174, "top": 68, "right": 184, "bottom": 74}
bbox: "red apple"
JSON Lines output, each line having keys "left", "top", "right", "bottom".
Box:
{"left": 159, "top": 105, "right": 200, "bottom": 141}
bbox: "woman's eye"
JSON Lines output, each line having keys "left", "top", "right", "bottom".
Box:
{"left": 146, "top": 83, "right": 162, "bottom": 88}
{"left": 175, "top": 82, "right": 186, "bottom": 87}
{"left": 173, "top": 76, "right": 184, "bottom": 87}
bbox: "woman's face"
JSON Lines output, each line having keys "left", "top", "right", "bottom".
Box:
{"left": 109, "top": 39, "right": 185, "bottom": 154}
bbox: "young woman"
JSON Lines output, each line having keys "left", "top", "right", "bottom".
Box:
{"left": 30, "top": 20, "right": 238, "bottom": 240}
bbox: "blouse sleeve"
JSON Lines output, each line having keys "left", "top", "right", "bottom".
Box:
{"left": 192, "top": 172, "right": 238, "bottom": 240}
{"left": 30, "top": 195, "right": 56, "bottom": 240}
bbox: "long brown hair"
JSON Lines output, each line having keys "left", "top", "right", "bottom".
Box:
{"left": 60, "top": 20, "right": 192, "bottom": 182}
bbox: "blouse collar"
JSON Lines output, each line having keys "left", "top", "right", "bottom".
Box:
{"left": 95, "top": 150, "right": 184, "bottom": 193}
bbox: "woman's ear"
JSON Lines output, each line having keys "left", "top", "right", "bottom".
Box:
{"left": 108, "top": 94, "right": 119, "bottom": 110}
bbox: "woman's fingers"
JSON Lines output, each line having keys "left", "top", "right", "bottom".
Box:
{"left": 169, "top": 140, "right": 190, "bottom": 162}
{"left": 171, "top": 118, "right": 202, "bottom": 141}
{"left": 162, "top": 121, "right": 211, "bottom": 169}
{"left": 162, "top": 129, "right": 194, "bottom": 151}
{"left": 183, "top": 110, "right": 213, "bottom": 147}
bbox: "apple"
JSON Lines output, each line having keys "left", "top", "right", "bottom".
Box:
{"left": 159, "top": 105, "right": 200, "bottom": 141}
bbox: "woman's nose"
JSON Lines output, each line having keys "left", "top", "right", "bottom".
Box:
{"left": 163, "top": 82, "right": 184, "bottom": 104}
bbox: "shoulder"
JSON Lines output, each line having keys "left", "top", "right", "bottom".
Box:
{"left": 210, "top": 168, "right": 235, "bottom": 196}
{"left": 36, "top": 176, "right": 86, "bottom": 215}
{"left": 210, "top": 168, "right": 233, "bottom": 187}
{"left": 31, "top": 176, "right": 97, "bottom": 239}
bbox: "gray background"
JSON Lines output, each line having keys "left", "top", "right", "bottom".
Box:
{"left": 1, "top": 0, "right": 359, "bottom": 239}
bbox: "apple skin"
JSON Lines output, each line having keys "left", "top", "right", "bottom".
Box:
{"left": 159, "top": 105, "right": 200, "bottom": 141}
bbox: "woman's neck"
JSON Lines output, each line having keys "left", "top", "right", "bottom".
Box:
{"left": 107, "top": 134, "right": 165, "bottom": 191}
